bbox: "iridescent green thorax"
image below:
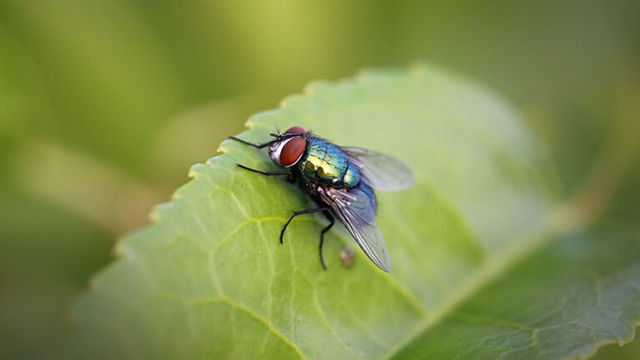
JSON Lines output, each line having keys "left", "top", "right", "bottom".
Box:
{"left": 298, "top": 137, "right": 360, "bottom": 188}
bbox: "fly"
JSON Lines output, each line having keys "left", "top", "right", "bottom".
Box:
{"left": 228, "top": 126, "right": 414, "bottom": 272}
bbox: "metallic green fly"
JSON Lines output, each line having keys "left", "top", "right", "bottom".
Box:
{"left": 229, "top": 126, "right": 414, "bottom": 272}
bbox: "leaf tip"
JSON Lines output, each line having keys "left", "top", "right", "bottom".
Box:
{"left": 147, "top": 204, "right": 167, "bottom": 223}
{"left": 112, "top": 242, "right": 127, "bottom": 259}
{"left": 355, "top": 69, "right": 369, "bottom": 82}
{"left": 302, "top": 86, "right": 313, "bottom": 95}
{"left": 408, "top": 61, "right": 428, "bottom": 72}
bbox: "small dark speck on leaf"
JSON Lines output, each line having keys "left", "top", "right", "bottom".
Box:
{"left": 340, "top": 245, "right": 356, "bottom": 268}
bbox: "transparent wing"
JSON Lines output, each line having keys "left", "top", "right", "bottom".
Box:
{"left": 341, "top": 147, "right": 414, "bottom": 192}
{"left": 320, "top": 186, "right": 392, "bottom": 272}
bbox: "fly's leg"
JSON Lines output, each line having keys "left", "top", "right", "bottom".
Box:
{"left": 280, "top": 207, "right": 328, "bottom": 245}
{"left": 230, "top": 136, "right": 292, "bottom": 177}
{"left": 228, "top": 136, "right": 277, "bottom": 149}
{"left": 286, "top": 171, "right": 298, "bottom": 184}
{"left": 235, "top": 164, "right": 289, "bottom": 176}
{"left": 318, "top": 210, "right": 335, "bottom": 271}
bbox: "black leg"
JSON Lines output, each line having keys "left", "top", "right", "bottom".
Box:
{"left": 286, "top": 171, "right": 298, "bottom": 184}
{"left": 280, "top": 207, "right": 328, "bottom": 245}
{"left": 228, "top": 136, "right": 277, "bottom": 149}
{"left": 318, "top": 210, "right": 335, "bottom": 271}
{"left": 235, "top": 163, "right": 289, "bottom": 176}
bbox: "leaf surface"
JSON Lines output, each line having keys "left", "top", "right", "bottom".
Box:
{"left": 61, "top": 66, "right": 640, "bottom": 360}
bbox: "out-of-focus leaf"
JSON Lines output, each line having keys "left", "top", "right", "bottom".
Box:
{"left": 60, "top": 67, "right": 640, "bottom": 359}
{"left": 0, "top": 189, "right": 111, "bottom": 360}
{"left": 1, "top": 0, "right": 188, "bottom": 168}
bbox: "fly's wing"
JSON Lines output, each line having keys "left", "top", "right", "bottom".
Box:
{"left": 320, "top": 186, "right": 392, "bottom": 272}
{"left": 341, "top": 147, "right": 414, "bottom": 192}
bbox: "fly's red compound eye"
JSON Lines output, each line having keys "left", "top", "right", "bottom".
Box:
{"left": 280, "top": 138, "right": 306, "bottom": 167}
{"left": 285, "top": 126, "right": 307, "bottom": 135}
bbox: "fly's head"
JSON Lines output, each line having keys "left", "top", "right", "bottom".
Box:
{"left": 268, "top": 126, "right": 308, "bottom": 168}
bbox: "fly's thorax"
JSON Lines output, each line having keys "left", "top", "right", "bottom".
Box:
{"left": 298, "top": 138, "right": 360, "bottom": 188}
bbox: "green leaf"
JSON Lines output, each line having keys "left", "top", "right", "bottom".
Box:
{"left": 61, "top": 66, "right": 640, "bottom": 359}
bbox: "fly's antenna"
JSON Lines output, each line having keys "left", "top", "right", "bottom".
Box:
{"left": 270, "top": 126, "right": 283, "bottom": 138}
{"left": 270, "top": 131, "right": 300, "bottom": 140}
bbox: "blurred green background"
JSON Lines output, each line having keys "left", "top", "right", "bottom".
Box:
{"left": 1, "top": 1, "right": 639, "bottom": 359}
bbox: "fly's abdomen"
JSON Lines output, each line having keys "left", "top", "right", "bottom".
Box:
{"left": 299, "top": 138, "right": 360, "bottom": 188}
{"left": 341, "top": 163, "right": 360, "bottom": 187}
